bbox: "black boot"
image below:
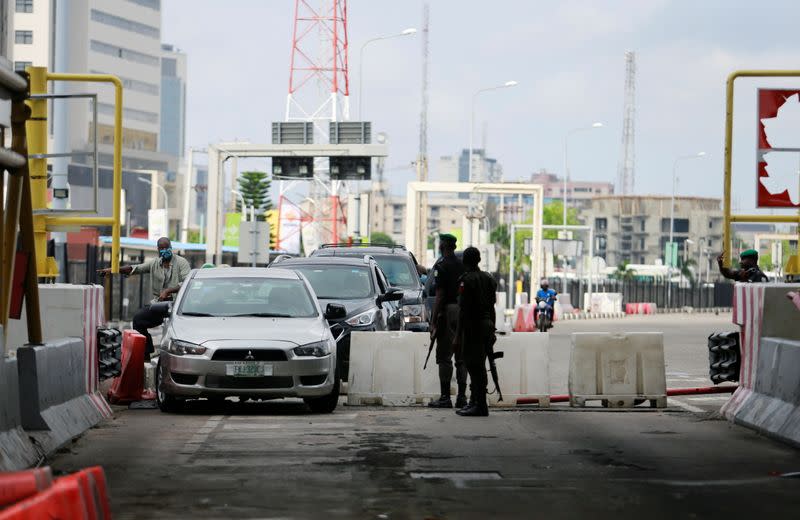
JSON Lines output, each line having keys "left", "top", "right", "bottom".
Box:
{"left": 429, "top": 365, "right": 453, "bottom": 408}
{"left": 428, "top": 396, "right": 453, "bottom": 408}
{"left": 455, "top": 394, "right": 468, "bottom": 409}
{"left": 456, "top": 395, "right": 488, "bottom": 417}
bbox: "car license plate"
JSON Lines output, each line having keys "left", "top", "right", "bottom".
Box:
{"left": 226, "top": 362, "right": 273, "bottom": 377}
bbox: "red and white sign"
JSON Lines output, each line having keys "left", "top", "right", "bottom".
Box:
{"left": 757, "top": 89, "right": 800, "bottom": 207}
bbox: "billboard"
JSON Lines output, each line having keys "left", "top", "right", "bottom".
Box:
{"left": 757, "top": 89, "right": 800, "bottom": 208}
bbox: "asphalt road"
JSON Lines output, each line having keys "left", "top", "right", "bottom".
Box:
{"left": 49, "top": 313, "right": 800, "bottom": 519}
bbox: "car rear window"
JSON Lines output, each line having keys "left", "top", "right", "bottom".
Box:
{"left": 290, "top": 265, "right": 374, "bottom": 299}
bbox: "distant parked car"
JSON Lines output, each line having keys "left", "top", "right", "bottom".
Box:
{"left": 153, "top": 267, "right": 345, "bottom": 413}
{"left": 310, "top": 244, "right": 429, "bottom": 332}
{"left": 269, "top": 255, "right": 404, "bottom": 381}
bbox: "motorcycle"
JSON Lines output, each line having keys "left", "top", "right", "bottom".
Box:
{"left": 535, "top": 299, "right": 553, "bottom": 332}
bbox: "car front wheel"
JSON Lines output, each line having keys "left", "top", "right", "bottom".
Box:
{"left": 304, "top": 369, "right": 340, "bottom": 414}
{"left": 156, "top": 359, "right": 184, "bottom": 413}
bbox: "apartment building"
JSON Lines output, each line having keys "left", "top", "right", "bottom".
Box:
{"left": 581, "top": 195, "right": 724, "bottom": 267}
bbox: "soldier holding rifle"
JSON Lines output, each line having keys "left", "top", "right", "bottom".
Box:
{"left": 453, "top": 246, "right": 498, "bottom": 417}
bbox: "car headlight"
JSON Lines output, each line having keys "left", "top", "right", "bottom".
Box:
{"left": 402, "top": 304, "right": 423, "bottom": 317}
{"left": 293, "top": 341, "right": 331, "bottom": 357}
{"left": 345, "top": 309, "right": 377, "bottom": 327}
{"left": 168, "top": 339, "right": 207, "bottom": 356}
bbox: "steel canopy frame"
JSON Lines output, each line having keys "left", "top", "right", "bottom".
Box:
{"left": 404, "top": 181, "right": 544, "bottom": 285}
{"left": 204, "top": 142, "right": 388, "bottom": 264}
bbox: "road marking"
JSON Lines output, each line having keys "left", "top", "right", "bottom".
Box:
{"left": 176, "top": 415, "right": 223, "bottom": 464}
{"left": 222, "top": 422, "right": 353, "bottom": 430}
{"left": 669, "top": 398, "right": 705, "bottom": 413}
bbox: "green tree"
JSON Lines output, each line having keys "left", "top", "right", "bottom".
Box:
{"left": 237, "top": 171, "right": 272, "bottom": 221}
{"left": 680, "top": 258, "right": 697, "bottom": 287}
{"left": 371, "top": 232, "right": 394, "bottom": 245}
{"left": 612, "top": 261, "right": 636, "bottom": 281}
{"left": 490, "top": 224, "right": 511, "bottom": 276}
{"left": 542, "top": 200, "right": 579, "bottom": 239}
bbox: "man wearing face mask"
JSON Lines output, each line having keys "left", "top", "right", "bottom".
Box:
{"left": 99, "top": 237, "right": 191, "bottom": 357}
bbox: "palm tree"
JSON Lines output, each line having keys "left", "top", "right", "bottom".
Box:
{"left": 613, "top": 261, "right": 636, "bottom": 281}
{"left": 680, "top": 258, "right": 697, "bottom": 288}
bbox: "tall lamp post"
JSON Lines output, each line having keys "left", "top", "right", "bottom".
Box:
{"left": 667, "top": 151, "right": 705, "bottom": 307}
{"left": 469, "top": 80, "right": 518, "bottom": 184}
{"left": 561, "top": 122, "right": 603, "bottom": 294}
{"left": 358, "top": 28, "right": 416, "bottom": 119}
{"left": 138, "top": 176, "right": 169, "bottom": 211}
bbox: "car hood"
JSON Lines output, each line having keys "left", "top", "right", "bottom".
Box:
{"left": 317, "top": 297, "right": 375, "bottom": 319}
{"left": 169, "top": 316, "right": 328, "bottom": 347}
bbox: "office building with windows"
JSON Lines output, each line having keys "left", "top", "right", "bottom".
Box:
{"left": 9, "top": 0, "right": 185, "bottom": 230}
{"left": 581, "top": 195, "right": 723, "bottom": 267}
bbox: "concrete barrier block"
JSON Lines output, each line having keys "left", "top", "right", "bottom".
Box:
{"left": 1, "top": 357, "right": 39, "bottom": 471}
{"left": 17, "top": 338, "right": 106, "bottom": 455}
{"left": 348, "top": 331, "right": 550, "bottom": 407}
{"left": 488, "top": 333, "right": 549, "bottom": 406}
{"left": 569, "top": 332, "right": 667, "bottom": 408}
{"left": 732, "top": 338, "right": 800, "bottom": 447}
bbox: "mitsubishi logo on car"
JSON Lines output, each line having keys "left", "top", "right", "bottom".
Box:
{"left": 245, "top": 350, "right": 255, "bottom": 361}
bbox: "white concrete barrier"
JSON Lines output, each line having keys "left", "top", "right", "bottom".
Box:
{"left": 347, "top": 331, "right": 550, "bottom": 407}
{"left": 569, "top": 332, "right": 667, "bottom": 408}
{"left": 585, "top": 292, "right": 623, "bottom": 313}
{"left": 6, "top": 284, "right": 112, "bottom": 419}
{"left": 722, "top": 283, "right": 800, "bottom": 447}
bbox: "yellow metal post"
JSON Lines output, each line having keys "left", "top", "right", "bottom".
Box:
{"left": 25, "top": 67, "right": 52, "bottom": 277}
{"left": 44, "top": 72, "right": 123, "bottom": 273}
{"left": 723, "top": 70, "right": 800, "bottom": 267}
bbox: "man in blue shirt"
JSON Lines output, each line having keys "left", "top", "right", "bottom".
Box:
{"left": 535, "top": 278, "right": 557, "bottom": 329}
{"left": 535, "top": 278, "right": 557, "bottom": 306}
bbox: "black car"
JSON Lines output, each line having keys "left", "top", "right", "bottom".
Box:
{"left": 269, "top": 255, "right": 404, "bottom": 381}
{"left": 310, "top": 244, "right": 429, "bottom": 332}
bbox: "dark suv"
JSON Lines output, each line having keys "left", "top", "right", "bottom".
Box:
{"left": 310, "top": 244, "right": 429, "bottom": 332}
{"left": 269, "top": 255, "right": 404, "bottom": 381}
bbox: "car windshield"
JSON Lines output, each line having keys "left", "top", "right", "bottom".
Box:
{"left": 290, "top": 265, "right": 373, "bottom": 299}
{"left": 373, "top": 255, "right": 418, "bottom": 288}
{"left": 179, "top": 277, "right": 318, "bottom": 318}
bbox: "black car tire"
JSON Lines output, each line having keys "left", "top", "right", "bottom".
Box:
{"left": 304, "top": 369, "right": 340, "bottom": 414}
{"left": 156, "top": 359, "right": 184, "bottom": 413}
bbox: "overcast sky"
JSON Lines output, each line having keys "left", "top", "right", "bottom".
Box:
{"left": 162, "top": 0, "right": 800, "bottom": 211}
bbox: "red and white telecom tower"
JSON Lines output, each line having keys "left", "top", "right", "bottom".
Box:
{"left": 279, "top": 0, "right": 350, "bottom": 248}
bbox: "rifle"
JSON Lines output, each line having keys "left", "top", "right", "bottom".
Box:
{"left": 423, "top": 334, "right": 436, "bottom": 370}
{"left": 486, "top": 334, "right": 504, "bottom": 401}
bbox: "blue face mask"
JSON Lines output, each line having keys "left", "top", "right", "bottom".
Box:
{"left": 159, "top": 248, "right": 173, "bottom": 261}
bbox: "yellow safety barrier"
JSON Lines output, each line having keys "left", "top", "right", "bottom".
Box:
{"left": 722, "top": 70, "right": 800, "bottom": 267}
{"left": 25, "top": 68, "right": 122, "bottom": 276}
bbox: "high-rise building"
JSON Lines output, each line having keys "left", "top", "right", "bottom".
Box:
{"left": 9, "top": 0, "right": 185, "bottom": 231}
{"left": 159, "top": 43, "right": 185, "bottom": 162}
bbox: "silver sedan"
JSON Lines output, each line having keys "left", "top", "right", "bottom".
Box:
{"left": 154, "top": 267, "right": 346, "bottom": 413}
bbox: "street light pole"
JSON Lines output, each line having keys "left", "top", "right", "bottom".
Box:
{"left": 358, "top": 28, "right": 416, "bottom": 120}
{"left": 667, "top": 152, "right": 705, "bottom": 307}
{"left": 561, "top": 122, "right": 602, "bottom": 295}
{"left": 469, "top": 80, "right": 518, "bottom": 185}
{"left": 231, "top": 189, "right": 248, "bottom": 221}
{"left": 138, "top": 176, "right": 169, "bottom": 211}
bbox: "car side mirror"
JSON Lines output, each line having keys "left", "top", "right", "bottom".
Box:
{"left": 377, "top": 287, "right": 404, "bottom": 306}
{"left": 150, "top": 301, "right": 171, "bottom": 318}
{"left": 324, "top": 303, "right": 347, "bottom": 320}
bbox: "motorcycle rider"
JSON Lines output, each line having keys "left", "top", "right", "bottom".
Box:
{"left": 535, "top": 278, "right": 557, "bottom": 329}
